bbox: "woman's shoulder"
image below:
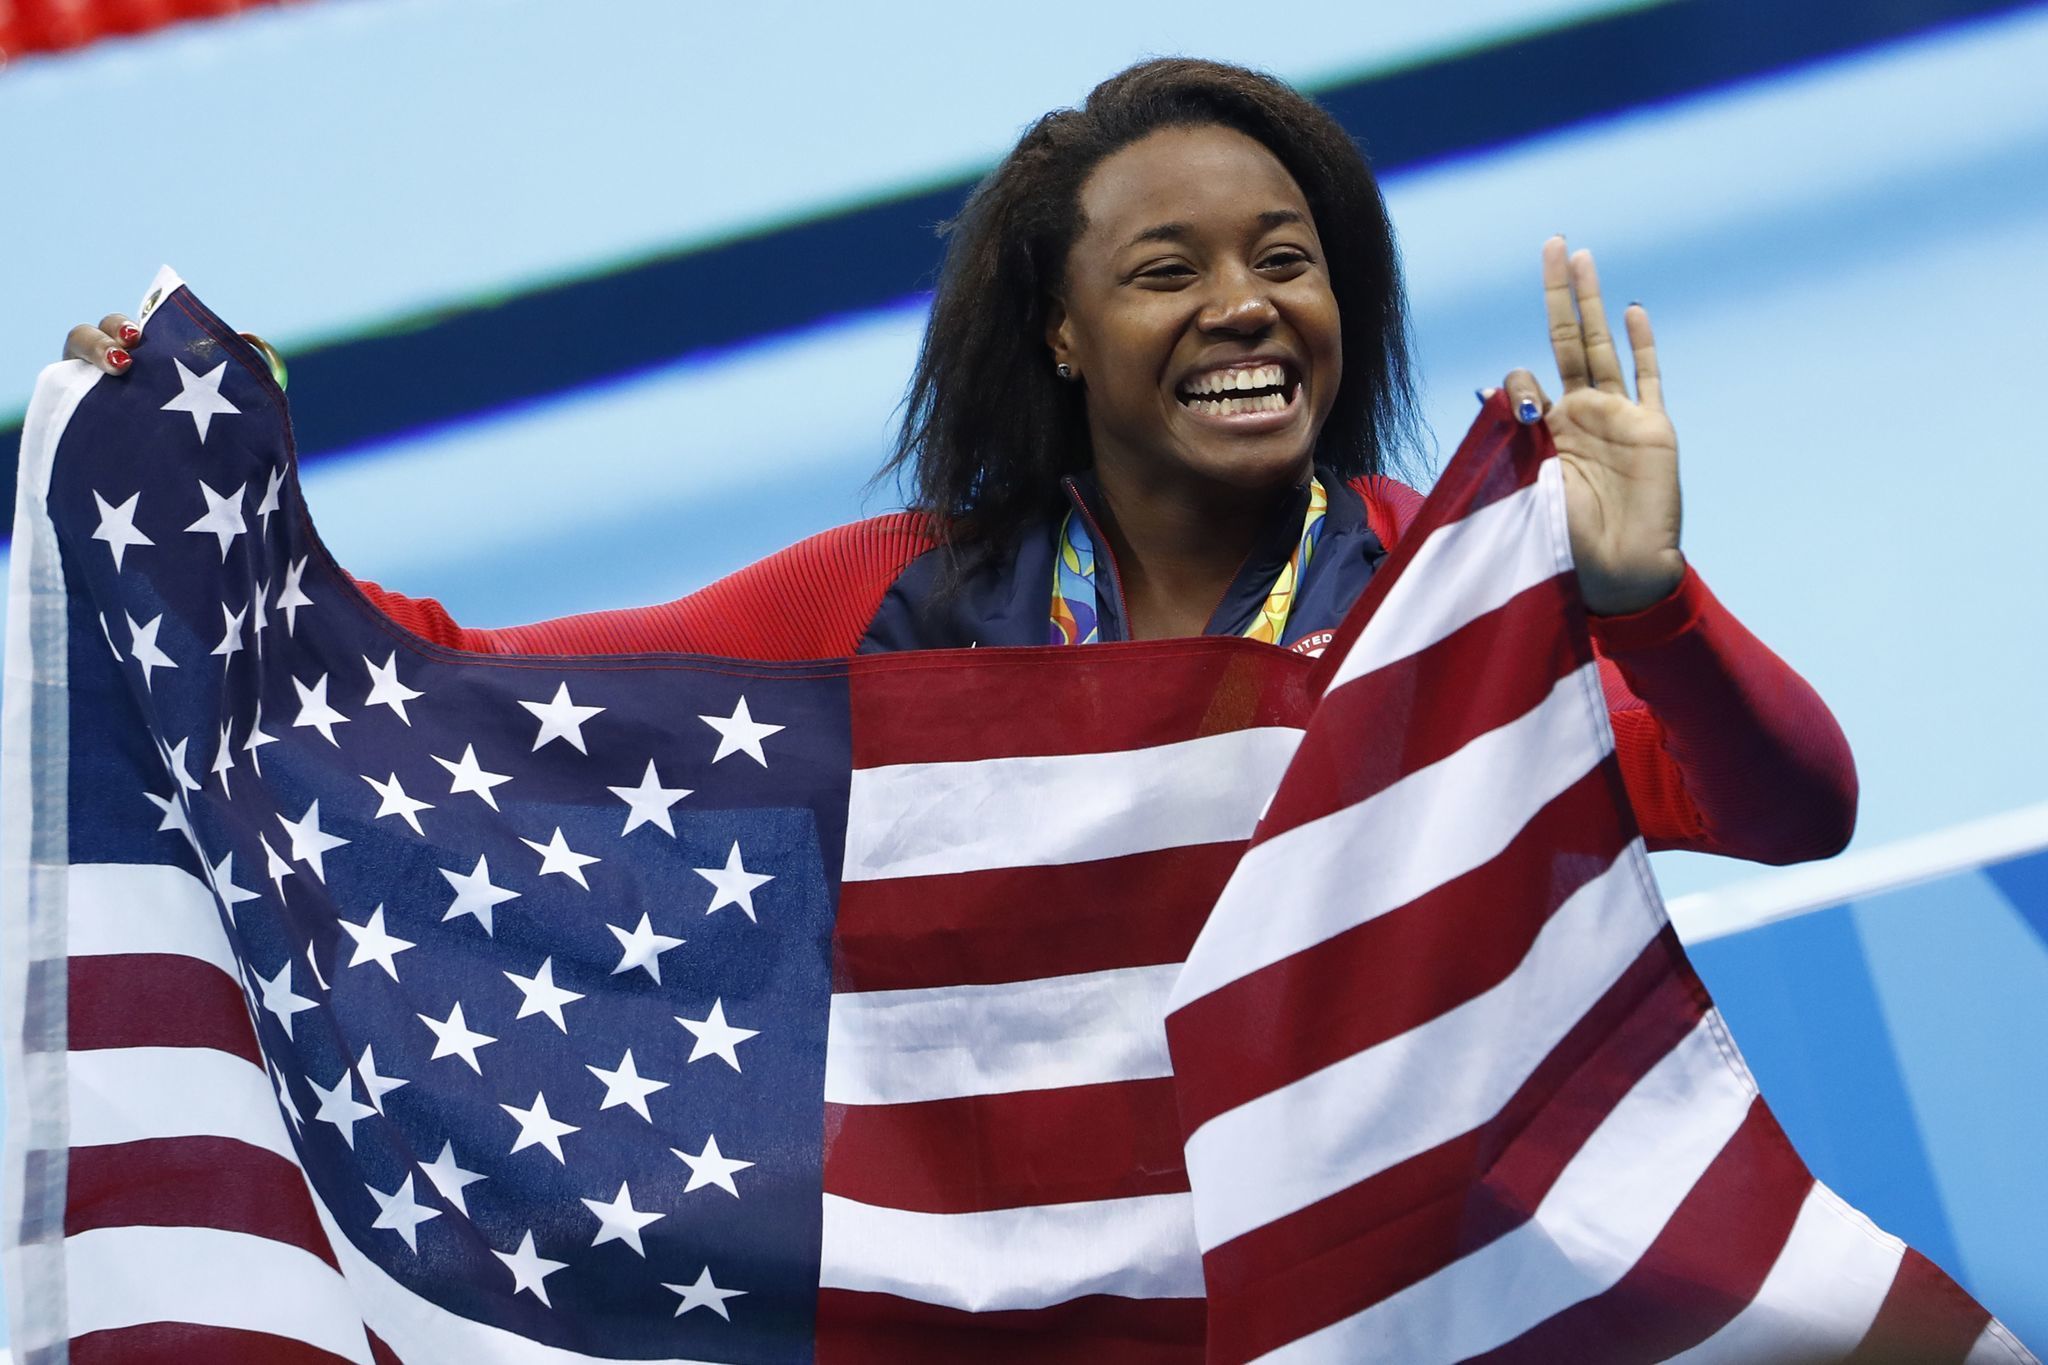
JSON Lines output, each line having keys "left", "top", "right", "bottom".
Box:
{"left": 1340, "top": 473, "right": 1426, "bottom": 549}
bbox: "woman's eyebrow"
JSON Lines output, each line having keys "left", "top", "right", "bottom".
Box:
{"left": 1120, "top": 208, "right": 1308, "bottom": 252}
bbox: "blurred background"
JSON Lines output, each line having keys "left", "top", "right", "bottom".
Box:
{"left": 3, "top": 0, "right": 2045, "bottom": 1353}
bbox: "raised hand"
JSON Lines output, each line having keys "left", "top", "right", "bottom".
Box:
{"left": 1501, "top": 236, "right": 1683, "bottom": 616}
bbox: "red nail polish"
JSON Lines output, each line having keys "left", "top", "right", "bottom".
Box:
{"left": 118, "top": 324, "right": 141, "bottom": 345}
{"left": 106, "top": 348, "right": 131, "bottom": 369}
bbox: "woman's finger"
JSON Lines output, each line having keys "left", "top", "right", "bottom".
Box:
{"left": 97, "top": 313, "right": 142, "bottom": 348}
{"left": 66, "top": 322, "right": 131, "bottom": 375}
{"left": 1502, "top": 368, "right": 1552, "bottom": 425}
{"left": 1625, "top": 303, "right": 1663, "bottom": 411}
{"left": 1543, "top": 236, "right": 1590, "bottom": 393}
{"left": 1570, "top": 250, "right": 1628, "bottom": 396}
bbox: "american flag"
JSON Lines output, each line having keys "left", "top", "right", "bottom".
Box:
{"left": 0, "top": 271, "right": 2027, "bottom": 1364}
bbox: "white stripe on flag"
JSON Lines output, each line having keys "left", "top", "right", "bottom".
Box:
{"left": 67, "top": 1045, "right": 291, "bottom": 1159}
{"left": 818, "top": 1190, "right": 1204, "bottom": 1311}
{"left": 842, "top": 725, "right": 1302, "bottom": 881}
{"left": 68, "top": 861, "right": 237, "bottom": 976}
{"left": 300, "top": 1186, "right": 730, "bottom": 1365}
{"left": 1171, "top": 662, "right": 1617, "bottom": 1015}
{"left": 1184, "top": 849, "right": 1653, "bottom": 1250}
{"left": 1326, "top": 463, "right": 1568, "bottom": 692}
{"left": 1259, "top": 1016, "right": 1754, "bottom": 1365}
{"left": 825, "top": 963, "right": 1176, "bottom": 1105}
{"left": 64, "top": 1224, "right": 372, "bottom": 1364}
{"left": 1663, "top": 1182, "right": 1901, "bottom": 1363}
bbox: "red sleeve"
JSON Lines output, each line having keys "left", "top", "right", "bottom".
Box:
{"left": 1356, "top": 475, "right": 1856, "bottom": 864}
{"left": 351, "top": 513, "right": 932, "bottom": 659}
{"left": 1588, "top": 565, "right": 1857, "bottom": 863}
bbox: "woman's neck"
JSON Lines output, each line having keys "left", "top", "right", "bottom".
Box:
{"left": 1088, "top": 462, "right": 1296, "bottom": 641}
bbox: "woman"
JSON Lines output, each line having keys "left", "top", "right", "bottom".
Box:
{"left": 66, "top": 58, "right": 1854, "bottom": 863}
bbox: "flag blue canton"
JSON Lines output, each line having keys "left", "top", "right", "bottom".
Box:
{"left": 50, "top": 294, "right": 854, "bottom": 1361}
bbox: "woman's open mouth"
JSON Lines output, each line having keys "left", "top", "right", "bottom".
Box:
{"left": 1175, "top": 361, "right": 1302, "bottom": 429}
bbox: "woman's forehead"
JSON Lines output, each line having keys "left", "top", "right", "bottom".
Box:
{"left": 1077, "top": 125, "right": 1314, "bottom": 251}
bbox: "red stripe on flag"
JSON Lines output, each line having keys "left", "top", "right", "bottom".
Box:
{"left": 367, "top": 1329, "right": 407, "bottom": 1365}
{"left": 1469, "top": 1099, "right": 1809, "bottom": 1363}
{"left": 1255, "top": 572, "right": 1590, "bottom": 845}
{"left": 814, "top": 1288, "right": 1204, "bottom": 1364}
{"left": 71, "top": 1322, "right": 364, "bottom": 1365}
{"left": 1849, "top": 1247, "right": 1997, "bottom": 1363}
{"left": 1171, "top": 765, "right": 1631, "bottom": 1134}
{"left": 822, "top": 1077, "right": 1186, "bottom": 1214}
{"left": 835, "top": 844, "right": 1239, "bottom": 992}
{"left": 69, "top": 953, "right": 261, "bottom": 1064}
{"left": 1304, "top": 401, "right": 1541, "bottom": 698}
{"left": 849, "top": 640, "right": 1307, "bottom": 767}
{"left": 1200, "top": 936, "right": 1702, "bottom": 1364}
{"left": 67, "top": 1136, "right": 338, "bottom": 1269}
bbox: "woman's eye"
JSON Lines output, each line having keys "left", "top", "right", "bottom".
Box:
{"left": 1138, "top": 263, "right": 1195, "bottom": 281}
{"left": 1260, "top": 250, "right": 1311, "bottom": 271}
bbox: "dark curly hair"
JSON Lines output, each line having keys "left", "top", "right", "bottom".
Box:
{"left": 882, "top": 57, "right": 1420, "bottom": 565}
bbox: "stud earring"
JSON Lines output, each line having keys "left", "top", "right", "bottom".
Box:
{"left": 1055, "top": 363, "right": 1076, "bottom": 381}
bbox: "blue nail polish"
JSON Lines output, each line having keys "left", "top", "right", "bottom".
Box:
{"left": 1474, "top": 387, "right": 1491, "bottom": 406}
{"left": 1516, "top": 398, "right": 1541, "bottom": 424}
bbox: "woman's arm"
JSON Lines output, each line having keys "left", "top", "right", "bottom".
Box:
{"left": 1588, "top": 568, "right": 1856, "bottom": 863}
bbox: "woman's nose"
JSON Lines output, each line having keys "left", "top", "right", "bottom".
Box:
{"left": 1198, "top": 282, "right": 1280, "bottom": 336}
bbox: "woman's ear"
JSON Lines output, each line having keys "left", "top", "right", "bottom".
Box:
{"left": 1044, "top": 299, "right": 1077, "bottom": 377}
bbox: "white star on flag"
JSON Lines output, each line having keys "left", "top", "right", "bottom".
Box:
{"left": 241, "top": 702, "right": 278, "bottom": 775}
{"left": 259, "top": 832, "right": 294, "bottom": 898}
{"left": 160, "top": 357, "right": 240, "bottom": 442}
{"left": 521, "top": 826, "right": 600, "bottom": 889}
{"left": 208, "top": 851, "right": 260, "bottom": 922}
{"left": 417, "top": 1001, "right": 496, "bottom": 1074}
{"left": 160, "top": 736, "right": 202, "bottom": 793}
{"left": 276, "top": 556, "right": 316, "bottom": 634}
{"left": 586, "top": 1048, "right": 669, "bottom": 1121}
{"left": 142, "top": 790, "right": 198, "bottom": 853}
{"left": 340, "top": 905, "right": 414, "bottom": 981}
{"left": 362, "top": 652, "right": 424, "bottom": 723}
{"left": 291, "top": 673, "right": 349, "bottom": 746}
{"left": 673, "top": 1134, "right": 753, "bottom": 1198}
{"left": 519, "top": 681, "right": 605, "bottom": 753}
{"left": 209, "top": 723, "right": 236, "bottom": 795}
{"left": 504, "top": 957, "right": 583, "bottom": 1032}
{"left": 501, "top": 1091, "right": 579, "bottom": 1163}
{"left": 355, "top": 1043, "right": 409, "bottom": 1113}
{"left": 277, "top": 798, "right": 349, "bottom": 881}
{"left": 694, "top": 841, "right": 774, "bottom": 921}
{"left": 309, "top": 1068, "right": 377, "bottom": 1149}
{"left": 211, "top": 603, "right": 245, "bottom": 664}
{"left": 256, "top": 959, "right": 316, "bottom": 1039}
{"left": 440, "top": 855, "right": 520, "bottom": 935}
{"left": 361, "top": 772, "right": 433, "bottom": 836}
{"left": 255, "top": 465, "right": 284, "bottom": 535}
{"left": 125, "top": 613, "right": 178, "bottom": 690}
{"left": 676, "top": 999, "right": 758, "bottom": 1072}
{"left": 607, "top": 759, "right": 691, "bottom": 836}
{"left": 493, "top": 1231, "right": 568, "bottom": 1306}
{"left": 432, "top": 744, "right": 512, "bottom": 810}
{"left": 250, "top": 576, "right": 270, "bottom": 657}
{"left": 368, "top": 1173, "right": 441, "bottom": 1253}
{"left": 90, "top": 490, "right": 153, "bottom": 569}
{"left": 665, "top": 1266, "right": 746, "bottom": 1320}
{"left": 608, "top": 913, "right": 684, "bottom": 984}
{"left": 183, "top": 479, "right": 247, "bottom": 559}
{"left": 420, "top": 1141, "right": 486, "bottom": 1217}
{"left": 581, "top": 1182, "right": 664, "bottom": 1257}
{"left": 698, "top": 695, "right": 783, "bottom": 766}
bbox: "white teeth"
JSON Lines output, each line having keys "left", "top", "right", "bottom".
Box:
{"left": 1184, "top": 388, "right": 1292, "bottom": 418}
{"left": 1185, "top": 362, "right": 1286, "bottom": 396}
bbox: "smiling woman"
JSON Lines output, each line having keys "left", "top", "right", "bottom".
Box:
{"left": 64, "top": 56, "right": 1853, "bottom": 866}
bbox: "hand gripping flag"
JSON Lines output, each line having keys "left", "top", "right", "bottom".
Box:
{"left": 1, "top": 272, "right": 2029, "bottom": 1364}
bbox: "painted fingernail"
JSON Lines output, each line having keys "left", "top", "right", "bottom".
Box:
{"left": 117, "top": 323, "right": 141, "bottom": 345}
{"left": 1516, "top": 397, "right": 1541, "bottom": 424}
{"left": 106, "top": 348, "right": 131, "bottom": 370}
{"left": 1474, "top": 387, "right": 1497, "bottom": 405}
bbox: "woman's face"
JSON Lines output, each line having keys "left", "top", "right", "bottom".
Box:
{"left": 1048, "top": 123, "right": 1342, "bottom": 497}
